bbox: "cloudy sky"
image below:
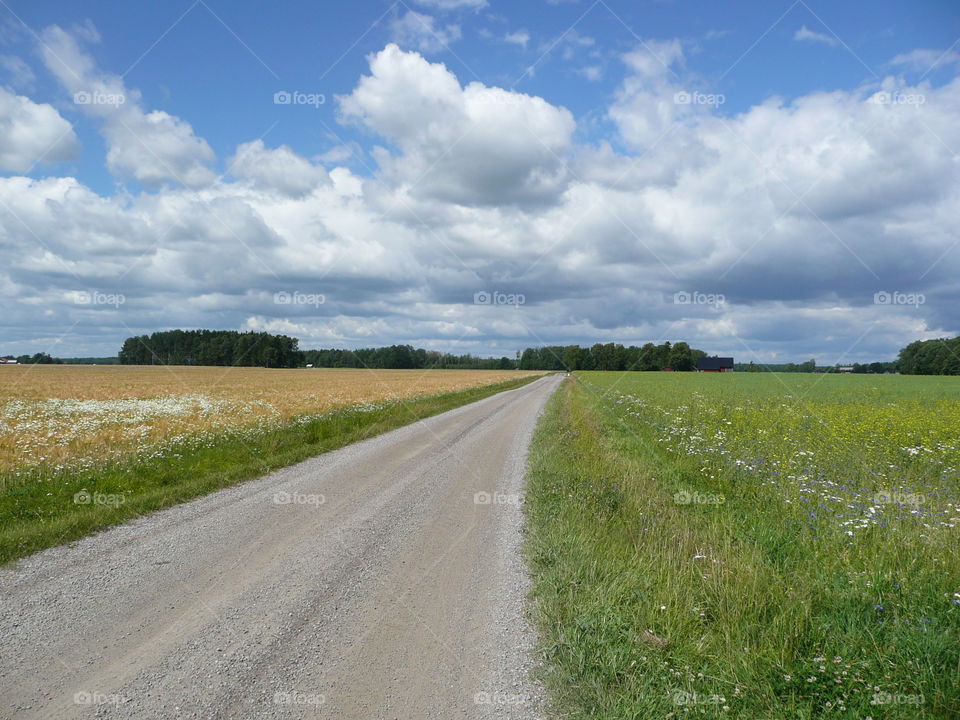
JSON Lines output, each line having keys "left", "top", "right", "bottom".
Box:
{"left": 1, "top": 0, "right": 958, "bottom": 362}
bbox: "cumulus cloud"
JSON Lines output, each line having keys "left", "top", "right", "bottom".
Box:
{"left": 609, "top": 39, "right": 689, "bottom": 148}
{"left": 2, "top": 28, "right": 959, "bottom": 362}
{"left": 38, "top": 24, "right": 216, "bottom": 188}
{"left": 339, "top": 44, "right": 575, "bottom": 207}
{"left": 228, "top": 140, "right": 330, "bottom": 197}
{"left": 0, "top": 87, "right": 79, "bottom": 172}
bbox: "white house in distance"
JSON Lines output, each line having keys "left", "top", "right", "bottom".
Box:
{"left": 0, "top": 358, "right": 18, "bottom": 364}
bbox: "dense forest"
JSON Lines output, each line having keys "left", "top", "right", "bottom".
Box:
{"left": 300, "top": 347, "right": 514, "bottom": 369}
{"left": 112, "top": 332, "right": 707, "bottom": 371}
{"left": 519, "top": 342, "right": 705, "bottom": 371}
{"left": 116, "top": 331, "right": 512, "bottom": 369}
{"left": 118, "top": 330, "right": 302, "bottom": 368}
{"left": 897, "top": 337, "right": 960, "bottom": 375}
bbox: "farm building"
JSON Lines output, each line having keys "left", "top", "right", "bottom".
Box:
{"left": 696, "top": 356, "right": 734, "bottom": 372}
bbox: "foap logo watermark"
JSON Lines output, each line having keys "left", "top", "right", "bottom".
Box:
{"left": 72, "top": 290, "right": 125, "bottom": 308}
{"left": 273, "top": 691, "right": 326, "bottom": 706}
{"left": 74, "top": 90, "right": 125, "bottom": 106}
{"left": 674, "top": 90, "right": 725, "bottom": 107}
{"left": 474, "top": 290, "right": 526, "bottom": 307}
{"left": 871, "top": 692, "right": 924, "bottom": 706}
{"left": 474, "top": 691, "right": 528, "bottom": 706}
{"left": 874, "top": 291, "right": 925, "bottom": 308}
{"left": 273, "top": 491, "right": 325, "bottom": 507}
{"left": 274, "top": 291, "right": 325, "bottom": 307}
{"left": 73, "top": 489, "right": 126, "bottom": 507}
{"left": 74, "top": 690, "right": 124, "bottom": 706}
{"left": 873, "top": 489, "right": 924, "bottom": 507}
{"left": 273, "top": 90, "right": 326, "bottom": 108}
{"left": 474, "top": 491, "right": 521, "bottom": 506}
{"left": 870, "top": 91, "right": 925, "bottom": 106}
{"left": 673, "top": 291, "right": 725, "bottom": 307}
{"left": 672, "top": 690, "right": 726, "bottom": 706}
{"left": 674, "top": 490, "right": 725, "bottom": 505}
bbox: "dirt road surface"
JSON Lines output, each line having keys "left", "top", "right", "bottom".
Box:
{"left": 0, "top": 374, "right": 562, "bottom": 719}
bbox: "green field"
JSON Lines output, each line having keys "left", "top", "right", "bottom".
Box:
{"left": 525, "top": 372, "right": 960, "bottom": 719}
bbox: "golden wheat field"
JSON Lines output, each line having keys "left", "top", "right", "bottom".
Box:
{"left": 0, "top": 365, "right": 539, "bottom": 474}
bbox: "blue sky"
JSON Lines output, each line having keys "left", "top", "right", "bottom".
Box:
{"left": 1, "top": 0, "right": 959, "bottom": 362}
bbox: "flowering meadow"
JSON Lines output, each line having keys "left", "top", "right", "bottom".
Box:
{"left": 525, "top": 372, "right": 960, "bottom": 719}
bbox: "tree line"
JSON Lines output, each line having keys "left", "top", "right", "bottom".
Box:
{"left": 33, "top": 331, "right": 960, "bottom": 374}
{"left": 118, "top": 330, "right": 301, "bottom": 368}
{"left": 0, "top": 353, "right": 61, "bottom": 365}
{"left": 112, "top": 331, "right": 712, "bottom": 371}
{"left": 116, "top": 331, "right": 514, "bottom": 369}
{"left": 301, "top": 347, "right": 514, "bottom": 370}
{"left": 898, "top": 337, "right": 960, "bottom": 375}
{"left": 519, "top": 342, "right": 706, "bottom": 371}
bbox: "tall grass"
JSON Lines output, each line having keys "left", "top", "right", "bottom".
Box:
{"left": 525, "top": 374, "right": 960, "bottom": 719}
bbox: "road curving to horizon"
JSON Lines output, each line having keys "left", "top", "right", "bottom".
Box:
{"left": 0, "top": 373, "right": 563, "bottom": 720}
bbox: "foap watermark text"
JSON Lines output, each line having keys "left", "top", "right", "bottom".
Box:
{"left": 474, "top": 291, "right": 525, "bottom": 307}
{"left": 274, "top": 291, "right": 325, "bottom": 307}
{"left": 274, "top": 91, "right": 326, "bottom": 108}
{"left": 673, "top": 291, "right": 725, "bottom": 307}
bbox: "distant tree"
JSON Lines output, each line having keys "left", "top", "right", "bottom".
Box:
{"left": 668, "top": 342, "right": 695, "bottom": 371}
{"left": 654, "top": 342, "right": 672, "bottom": 370}
{"left": 562, "top": 345, "right": 582, "bottom": 371}
{"left": 898, "top": 337, "right": 960, "bottom": 375}
{"left": 15, "top": 352, "right": 60, "bottom": 365}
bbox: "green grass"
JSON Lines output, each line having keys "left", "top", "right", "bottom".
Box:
{"left": 0, "top": 375, "right": 540, "bottom": 565}
{"left": 525, "top": 373, "right": 960, "bottom": 719}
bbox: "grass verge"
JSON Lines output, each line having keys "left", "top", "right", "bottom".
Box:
{"left": 524, "top": 376, "right": 957, "bottom": 720}
{"left": 1, "top": 374, "right": 540, "bottom": 564}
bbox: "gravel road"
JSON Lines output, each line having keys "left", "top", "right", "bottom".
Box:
{"left": 0, "top": 374, "right": 562, "bottom": 720}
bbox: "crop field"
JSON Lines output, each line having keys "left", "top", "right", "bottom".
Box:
{"left": 0, "top": 365, "right": 534, "bottom": 476}
{"left": 525, "top": 372, "right": 960, "bottom": 719}
{"left": 0, "top": 365, "right": 540, "bottom": 562}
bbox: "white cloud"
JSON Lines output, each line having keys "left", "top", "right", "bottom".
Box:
{"left": 0, "top": 87, "right": 79, "bottom": 172}
{"left": 578, "top": 65, "right": 602, "bottom": 82}
{"left": 609, "top": 39, "right": 690, "bottom": 148}
{"left": 2, "top": 30, "right": 959, "bottom": 362}
{"left": 550, "top": 28, "right": 595, "bottom": 61}
{"left": 339, "top": 44, "right": 575, "bottom": 207}
{"left": 794, "top": 25, "right": 839, "bottom": 47}
{"left": 229, "top": 140, "right": 330, "bottom": 197}
{"left": 891, "top": 48, "right": 960, "bottom": 73}
{"left": 38, "top": 24, "right": 216, "bottom": 188}
{"left": 411, "top": 0, "right": 488, "bottom": 10}
{"left": 0, "top": 55, "right": 36, "bottom": 88}
{"left": 505, "top": 31, "right": 530, "bottom": 48}
{"left": 389, "top": 11, "right": 462, "bottom": 53}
